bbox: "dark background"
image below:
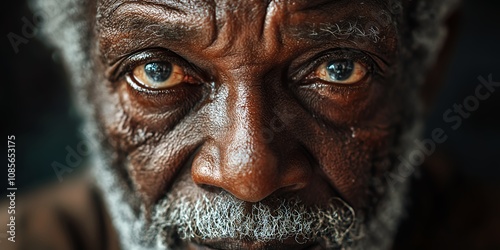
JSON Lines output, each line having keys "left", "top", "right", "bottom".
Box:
{"left": 1, "top": 1, "right": 500, "bottom": 247}
{"left": 3, "top": 1, "right": 83, "bottom": 192}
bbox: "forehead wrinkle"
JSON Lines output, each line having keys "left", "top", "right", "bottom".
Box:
{"left": 284, "top": 0, "right": 391, "bottom": 11}
{"left": 200, "top": 1, "right": 266, "bottom": 60}
{"left": 98, "top": 0, "right": 205, "bottom": 25}
{"left": 201, "top": 0, "right": 312, "bottom": 67}
{"left": 98, "top": 0, "right": 213, "bottom": 14}
{"left": 204, "top": 0, "right": 396, "bottom": 57}
{"left": 97, "top": 0, "right": 213, "bottom": 63}
{"left": 97, "top": 0, "right": 214, "bottom": 36}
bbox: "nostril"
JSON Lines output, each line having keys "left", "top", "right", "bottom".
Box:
{"left": 196, "top": 183, "right": 225, "bottom": 195}
{"left": 273, "top": 183, "right": 308, "bottom": 196}
{"left": 191, "top": 140, "right": 312, "bottom": 203}
{"left": 289, "top": 182, "right": 308, "bottom": 191}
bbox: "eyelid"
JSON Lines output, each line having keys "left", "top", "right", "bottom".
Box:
{"left": 290, "top": 49, "right": 379, "bottom": 85}
{"left": 107, "top": 48, "right": 204, "bottom": 83}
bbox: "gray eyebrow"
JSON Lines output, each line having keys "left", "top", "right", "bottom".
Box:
{"left": 287, "top": 20, "right": 382, "bottom": 44}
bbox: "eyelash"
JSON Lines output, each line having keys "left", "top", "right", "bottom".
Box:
{"left": 109, "top": 48, "right": 381, "bottom": 93}
{"left": 291, "top": 49, "right": 379, "bottom": 86}
{"left": 109, "top": 48, "right": 204, "bottom": 85}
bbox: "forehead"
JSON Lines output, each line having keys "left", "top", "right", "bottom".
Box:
{"left": 96, "top": 0, "right": 400, "bottom": 67}
{"left": 98, "top": 0, "right": 393, "bottom": 9}
{"left": 98, "top": 0, "right": 396, "bottom": 22}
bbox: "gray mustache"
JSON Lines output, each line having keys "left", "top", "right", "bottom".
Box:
{"left": 149, "top": 191, "right": 359, "bottom": 248}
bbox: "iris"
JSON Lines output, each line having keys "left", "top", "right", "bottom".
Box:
{"left": 144, "top": 62, "right": 172, "bottom": 83}
{"left": 326, "top": 60, "right": 354, "bottom": 81}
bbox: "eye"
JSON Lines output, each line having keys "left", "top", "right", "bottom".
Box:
{"left": 314, "top": 59, "right": 367, "bottom": 84}
{"left": 131, "top": 61, "right": 187, "bottom": 89}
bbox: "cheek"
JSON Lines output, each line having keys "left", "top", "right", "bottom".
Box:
{"left": 303, "top": 126, "right": 394, "bottom": 208}
{"left": 95, "top": 79, "right": 201, "bottom": 151}
{"left": 92, "top": 79, "right": 205, "bottom": 207}
{"left": 127, "top": 142, "right": 190, "bottom": 207}
{"left": 124, "top": 123, "right": 206, "bottom": 207}
{"left": 290, "top": 78, "right": 399, "bottom": 206}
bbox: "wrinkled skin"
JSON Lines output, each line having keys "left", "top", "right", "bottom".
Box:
{"left": 89, "top": 0, "right": 416, "bottom": 249}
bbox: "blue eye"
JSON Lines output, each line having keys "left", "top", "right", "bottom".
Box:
{"left": 144, "top": 62, "right": 172, "bottom": 83}
{"left": 132, "top": 61, "right": 187, "bottom": 89}
{"left": 315, "top": 59, "right": 367, "bottom": 85}
{"left": 326, "top": 60, "right": 354, "bottom": 81}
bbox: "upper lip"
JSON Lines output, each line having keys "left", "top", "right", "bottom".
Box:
{"left": 191, "top": 238, "right": 317, "bottom": 250}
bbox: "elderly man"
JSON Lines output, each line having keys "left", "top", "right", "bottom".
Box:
{"left": 3, "top": 0, "right": 465, "bottom": 249}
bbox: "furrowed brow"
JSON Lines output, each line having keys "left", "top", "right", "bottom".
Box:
{"left": 97, "top": 1, "right": 202, "bottom": 64}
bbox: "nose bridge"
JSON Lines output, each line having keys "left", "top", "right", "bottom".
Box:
{"left": 226, "top": 74, "right": 268, "bottom": 163}
{"left": 191, "top": 62, "right": 311, "bottom": 203}
{"left": 218, "top": 72, "right": 281, "bottom": 199}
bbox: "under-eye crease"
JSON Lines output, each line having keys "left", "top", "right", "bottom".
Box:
{"left": 106, "top": 48, "right": 208, "bottom": 112}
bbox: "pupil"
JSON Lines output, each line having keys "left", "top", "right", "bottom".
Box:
{"left": 144, "top": 62, "right": 172, "bottom": 83}
{"left": 326, "top": 60, "right": 354, "bottom": 81}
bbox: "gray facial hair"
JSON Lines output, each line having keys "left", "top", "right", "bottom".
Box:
{"left": 92, "top": 142, "right": 409, "bottom": 250}
{"left": 147, "top": 189, "right": 358, "bottom": 249}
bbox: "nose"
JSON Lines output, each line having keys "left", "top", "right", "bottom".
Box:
{"left": 191, "top": 80, "right": 311, "bottom": 203}
{"left": 192, "top": 138, "right": 311, "bottom": 203}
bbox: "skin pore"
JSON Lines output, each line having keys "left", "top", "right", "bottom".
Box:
{"left": 32, "top": 0, "right": 458, "bottom": 249}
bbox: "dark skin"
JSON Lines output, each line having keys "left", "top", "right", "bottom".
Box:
{"left": 91, "top": 0, "right": 409, "bottom": 248}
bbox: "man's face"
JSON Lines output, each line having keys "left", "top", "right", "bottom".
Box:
{"left": 91, "top": 0, "right": 411, "bottom": 249}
